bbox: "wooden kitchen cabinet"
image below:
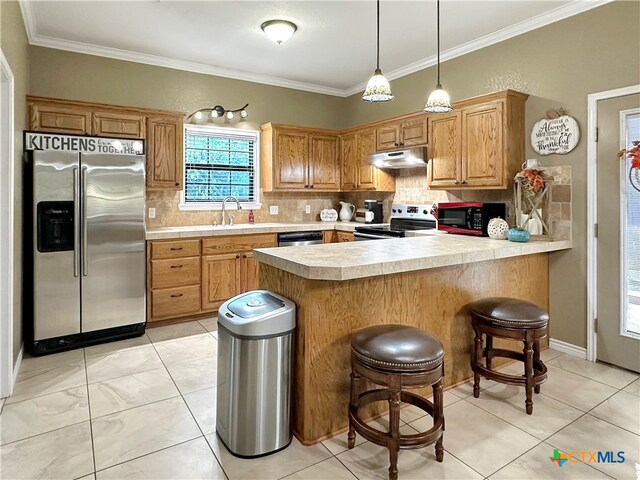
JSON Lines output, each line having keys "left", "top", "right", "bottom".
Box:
{"left": 428, "top": 112, "right": 461, "bottom": 188}
{"left": 376, "top": 116, "right": 428, "bottom": 151}
{"left": 334, "top": 231, "right": 354, "bottom": 242}
{"left": 146, "top": 115, "right": 184, "bottom": 190}
{"left": 340, "top": 129, "right": 395, "bottom": 192}
{"left": 309, "top": 134, "right": 340, "bottom": 190}
{"left": 261, "top": 124, "right": 341, "bottom": 192}
{"left": 427, "top": 90, "right": 527, "bottom": 190}
{"left": 92, "top": 111, "right": 146, "bottom": 139}
{"left": 201, "top": 253, "right": 242, "bottom": 311}
{"left": 27, "top": 96, "right": 185, "bottom": 192}
{"left": 240, "top": 252, "right": 260, "bottom": 292}
{"left": 149, "top": 239, "right": 201, "bottom": 322}
{"left": 29, "top": 102, "right": 91, "bottom": 135}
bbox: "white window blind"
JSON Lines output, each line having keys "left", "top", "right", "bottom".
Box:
{"left": 182, "top": 125, "right": 259, "bottom": 207}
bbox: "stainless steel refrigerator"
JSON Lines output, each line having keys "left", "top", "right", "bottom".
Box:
{"left": 24, "top": 132, "right": 146, "bottom": 355}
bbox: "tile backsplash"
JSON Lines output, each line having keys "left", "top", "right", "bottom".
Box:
{"left": 147, "top": 165, "right": 571, "bottom": 241}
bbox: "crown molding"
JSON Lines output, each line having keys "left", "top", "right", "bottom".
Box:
{"left": 344, "top": 0, "right": 615, "bottom": 97}
{"left": 20, "top": 0, "right": 613, "bottom": 99}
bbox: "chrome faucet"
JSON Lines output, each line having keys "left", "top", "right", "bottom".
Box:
{"left": 221, "top": 196, "right": 242, "bottom": 226}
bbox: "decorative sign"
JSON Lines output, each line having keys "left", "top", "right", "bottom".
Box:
{"left": 530, "top": 115, "right": 579, "bottom": 155}
{"left": 24, "top": 132, "right": 144, "bottom": 155}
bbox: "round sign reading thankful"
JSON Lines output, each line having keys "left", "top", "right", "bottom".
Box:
{"left": 530, "top": 115, "right": 579, "bottom": 155}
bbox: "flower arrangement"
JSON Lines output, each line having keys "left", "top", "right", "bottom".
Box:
{"left": 518, "top": 168, "right": 547, "bottom": 196}
{"left": 618, "top": 141, "right": 640, "bottom": 193}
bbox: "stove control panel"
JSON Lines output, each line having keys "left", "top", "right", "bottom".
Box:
{"left": 390, "top": 203, "right": 437, "bottom": 221}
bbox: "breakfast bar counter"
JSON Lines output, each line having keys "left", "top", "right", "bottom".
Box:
{"left": 255, "top": 236, "right": 571, "bottom": 445}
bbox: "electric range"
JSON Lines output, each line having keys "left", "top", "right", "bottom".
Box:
{"left": 354, "top": 203, "right": 437, "bottom": 241}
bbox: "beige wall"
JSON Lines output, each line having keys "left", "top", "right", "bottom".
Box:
{"left": 342, "top": 1, "right": 640, "bottom": 348}
{"left": 20, "top": 1, "right": 640, "bottom": 350}
{"left": 1, "top": 0, "right": 29, "bottom": 367}
{"left": 28, "top": 46, "right": 346, "bottom": 131}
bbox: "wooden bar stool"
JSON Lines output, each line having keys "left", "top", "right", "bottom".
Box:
{"left": 468, "top": 297, "right": 549, "bottom": 414}
{"left": 347, "top": 324, "right": 445, "bottom": 480}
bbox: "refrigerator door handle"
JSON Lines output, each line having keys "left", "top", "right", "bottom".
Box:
{"left": 73, "top": 166, "right": 80, "bottom": 277}
{"left": 82, "top": 166, "right": 89, "bottom": 277}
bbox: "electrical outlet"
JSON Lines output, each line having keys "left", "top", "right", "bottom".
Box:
{"left": 305, "top": 204, "right": 311, "bottom": 214}
{"left": 269, "top": 205, "right": 279, "bottom": 215}
{"left": 148, "top": 207, "right": 156, "bottom": 219}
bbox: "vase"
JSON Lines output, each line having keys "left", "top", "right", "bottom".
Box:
{"left": 487, "top": 218, "right": 509, "bottom": 240}
{"left": 507, "top": 227, "right": 530, "bottom": 243}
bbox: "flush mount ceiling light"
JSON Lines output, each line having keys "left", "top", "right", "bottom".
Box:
{"left": 424, "top": 0, "right": 452, "bottom": 113}
{"left": 261, "top": 19, "right": 297, "bottom": 45}
{"left": 187, "top": 104, "right": 249, "bottom": 123}
{"left": 362, "top": 0, "right": 394, "bottom": 103}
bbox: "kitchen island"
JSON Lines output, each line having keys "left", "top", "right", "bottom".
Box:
{"left": 254, "top": 235, "right": 571, "bottom": 445}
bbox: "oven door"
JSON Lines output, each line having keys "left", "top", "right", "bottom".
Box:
{"left": 354, "top": 231, "right": 394, "bottom": 241}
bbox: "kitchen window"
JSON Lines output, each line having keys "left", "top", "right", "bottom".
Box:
{"left": 179, "top": 125, "right": 261, "bottom": 210}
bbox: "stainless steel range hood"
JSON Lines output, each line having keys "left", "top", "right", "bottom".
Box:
{"left": 368, "top": 147, "right": 428, "bottom": 169}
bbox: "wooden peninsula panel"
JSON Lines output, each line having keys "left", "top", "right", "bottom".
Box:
{"left": 259, "top": 253, "right": 549, "bottom": 445}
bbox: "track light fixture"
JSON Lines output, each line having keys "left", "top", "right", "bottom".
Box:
{"left": 187, "top": 104, "right": 250, "bottom": 123}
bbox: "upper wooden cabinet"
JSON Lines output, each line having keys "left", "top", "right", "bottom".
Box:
{"left": 261, "top": 124, "right": 340, "bottom": 192}
{"left": 27, "top": 96, "right": 185, "bottom": 191}
{"left": 341, "top": 128, "right": 395, "bottom": 192}
{"left": 376, "top": 116, "right": 428, "bottom": 151}
{"left": 146, "top": 116, "right": 183, "bottom": 190}
{"left": 427, "top": 90, "right": 528, "bottom": 190}
{"left": 92, "top": 111, "right": 146, "bottom": 139}
{"left": 30, "top": 102, "right": 91, "bottom": 135}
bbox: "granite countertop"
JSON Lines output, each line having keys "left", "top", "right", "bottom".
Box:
{"left": 145, "top": 222, "right": 386, "bottom": 240}
{"left": 253, "top": 235, "right": 573, "bottom": 281}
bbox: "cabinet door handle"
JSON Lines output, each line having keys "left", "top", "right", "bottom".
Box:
{"left": 454, "top": 181, "right": 460, "bottom": 185}
{"left": 170, "top": 247, "right": 183, "bottom": 251}
{"left": 394, "top": 142, "right": 398, "bottom": 147}
{"left": 309, "top": 184, "right": 314, "bottom": 188}
{"left": 170, "top": 293, "right": 183, "bottom": 298}
{"left": 170, "top": 265, "right": 183, "bottom": 269}
{"left": 236, "top": 255, "right": 240, "bottom": 259}
{"left": 461, "top": 180, "right": 468, "bottom": 185}
{"left": 242, "top": 254, "right": 247, "bottom": 258}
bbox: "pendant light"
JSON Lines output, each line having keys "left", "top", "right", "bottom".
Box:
{"left": 362, "top": 0, "right": 394, "bottom": 103}
{"left": 424, "top": 0, "right": 452, "bottom": 113}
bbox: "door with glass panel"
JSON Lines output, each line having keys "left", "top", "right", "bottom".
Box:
{"left": 597, "top": 93, "right": 640, "bottom": 372}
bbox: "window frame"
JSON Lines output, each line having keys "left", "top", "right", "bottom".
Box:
{"left": 179, "top": 124, "right": 261, "bottom": 211}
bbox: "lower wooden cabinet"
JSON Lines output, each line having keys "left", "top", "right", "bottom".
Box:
{"left": 152, "top": 285, "right": 201, "bottom": 319}
{"left": 334, "top": 231, "right": 354, "bottom": 242}
{"left": 201, "top": 253, "right": 242, "bottom": 311}
{"left": 148, "top": 233, "right": 276, "bottom": 323}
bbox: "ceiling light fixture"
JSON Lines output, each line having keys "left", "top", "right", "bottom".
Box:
{"left": 362, "top": 0, "right": 394, "bottom": 103}
{"left": 261, "top": 19, "right": 297, "bottom": 45}
{"left": 424, "top": 0, "right": 452, "bottom": 113}
{"left": 187, "top": 104, "right": 249, "bottom": 123}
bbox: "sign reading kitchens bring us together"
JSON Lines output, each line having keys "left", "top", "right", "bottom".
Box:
{"left": 530, "top": 115, "right": 580, "bottom": 155}
{"left": 25, "top": 132, "right": 144, "bottom": 155}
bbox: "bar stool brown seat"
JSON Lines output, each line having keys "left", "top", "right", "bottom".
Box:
{"left": 348, "top": 324, "right": 445, "bottom": 480}
{"left": 468, "top": 297, "right": 549, "bottom": 415}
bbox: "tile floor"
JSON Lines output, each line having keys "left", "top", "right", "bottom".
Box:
{"left": 1, "top": 320, "right": 638, "bottom": 480}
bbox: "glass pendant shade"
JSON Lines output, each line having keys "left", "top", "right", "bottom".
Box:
{"left": 362, "top": 68, "right": 394, "bottom": 103}
{"left": 424, "top": 84, "right": 452, "bottom": 113}
{"left": 261, "top": 20, "right": 297, "bottom": 45}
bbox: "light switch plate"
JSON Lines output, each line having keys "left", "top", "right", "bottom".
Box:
{"left": 269, "top": 205, "right": 279, "bottom": 215}
{"left": 148, "top": 207, "right": 156, "bottom": 219}
{"left": 305, "top": 205, "right": 311, "bottom": 214}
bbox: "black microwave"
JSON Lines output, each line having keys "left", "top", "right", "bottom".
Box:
{"left": 437, "top": 202, "right": 506, "bottom": 236}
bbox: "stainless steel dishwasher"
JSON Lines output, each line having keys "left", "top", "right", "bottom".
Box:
{"left": 277, "top": 231, "right": 324, "bottom": 247}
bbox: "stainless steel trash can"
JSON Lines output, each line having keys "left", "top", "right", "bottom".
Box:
{"left": 216, "top": 290, "right": 296, "bottom": 458}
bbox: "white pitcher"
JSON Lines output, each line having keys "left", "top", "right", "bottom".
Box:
{"left": 339, "top": 202, "right": 355, "bottom": 222}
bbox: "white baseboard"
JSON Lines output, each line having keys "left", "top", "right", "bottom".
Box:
{"left": 11, "top": 345, "right": 23, "bottom": 390}
{"left": 549, "top": 338, "right": 587, "bottom": 359}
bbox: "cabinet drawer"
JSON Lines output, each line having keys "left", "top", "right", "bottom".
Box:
{"left": 151, "top": 240, "right": 200, "bottom": 259}
{"left": 202, "top": 234, "right": 276, "bottom": 255}
{"left": 152, "top": 285, "right": 200, "bottom": 319}
{"left": 151, "top": 257, "right": 200, "bottom": 289}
